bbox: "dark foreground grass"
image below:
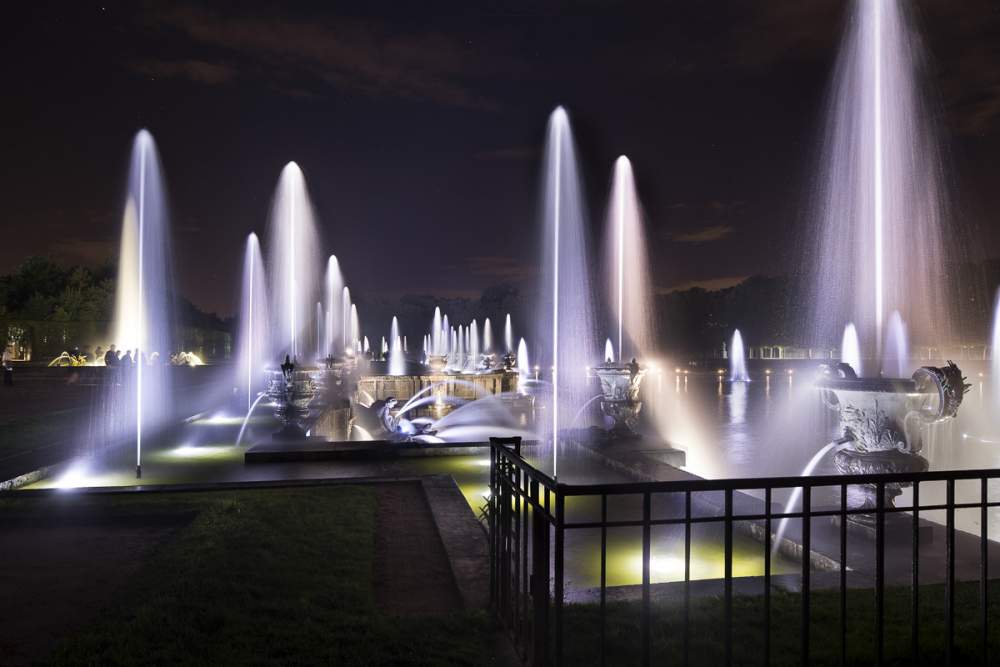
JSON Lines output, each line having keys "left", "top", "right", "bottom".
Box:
{"left": 559, "top": 578, "right": 1000, "bottom": 666}
{"left": 39, "top": 487, "right": 490, "bottom": 666}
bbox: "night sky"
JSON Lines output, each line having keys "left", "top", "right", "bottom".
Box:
{"left": 4, "top": 1, "right": 1000, "bottom": 316}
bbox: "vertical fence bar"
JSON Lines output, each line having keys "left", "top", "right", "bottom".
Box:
{"left": 946, "top": 478, "right": 955, "bottom": 666}
{"left": 499, "top": 456, "right": 510, "bottom": 625}
{"left": 876, "top": 482, "right": 885, "bottom": 667}
{"left": 642, "top": 491, "right": 651, "bottom": 667}
{"left": 600, "top": 494, "right": 607, "bottom": 667}
{"left": 765, "top": 486, "right": 771, "bottom": 667}
{"left": 982, "top": 476, "right": 989, "bottom": 665}
{"left": 489, "top": 442, "right": 497, "bottom": 608}
{"left": 725, "top": 488, "right": 733, "bottom": 667}
{"left": 555, "top": 490, "right": 565, "bottom": 666}
{"left": 912, "top": 480, "right": 919, "bottom": 664}
{"left": 521, "top": 469, "right": 530, "bottom": 654}
{"left": 530, "top": 479, "right": 549, "bottom": 666}
{"left": 802, "top": 485, "right": 811, "bottom": 667}
{"left": 513, "top": 467, "right": 522, "bottom": 643}
{"left": 840, "top": 483, "right": 847, "bottom": 667}
{"left": 684, "top": 490, "right": 692, "bottom": 667}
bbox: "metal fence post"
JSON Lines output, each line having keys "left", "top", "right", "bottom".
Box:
{"left": 531, "top": 479, "right": 550, "bottom": 666}
{"left": 554, "top": 489, "right": 565, "bottom": 666}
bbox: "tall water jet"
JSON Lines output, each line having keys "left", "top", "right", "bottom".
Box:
{"left": 389, "top": 317, "right": 405, "bottom": 375}
{"left": 468, "top": 320, "right": 480, "bottom": 371}
{"left": 324, "top": 256, "right": 344, "bottom": 356}
{"left": 504, "top": 314, "right": 513, "bottom": 353}
{"left": 841, "top": 322, "right": 862, "bottom": 376}
{"left": 431, "top": 307, "right": 443, "bottom": 356}
{"left": 604, "top": 338, "right": 615, "bottom": 364}
{"left": 483, "top": 318, "right": 493, "bottom": 353}
{"left": 804, "top": 0, "right": 954, "bottom": 365}
{"left": 268, "top": 162, "right": 321, "bottom": 362}
{"left": 350, "top": 304, "right": 360, "bottom": 353}
{"left": 882, "top": 310, "right": 909, "bottom": 377}
{"left": 341, "top": 286, "right": 351, "bottom": 355}
{"left": 536, "top": 107, "right": 598, "bottom": 477}
{"left": 517, "top": 338, "right": 530, "bottom": 387}
{"left": 315, "top": 302, "right": 324, "bottom": 360}
{"left": 236, "top": 233, "right": 270, "bottom": 413}
{"left": 605, "top": 156, "right": 655, "bottom": 360}
{"left": 112, "top": 129, "right": 173, "bottom": 478}
{"left": 729, "top": 329, "right": 749, "bottom": 382}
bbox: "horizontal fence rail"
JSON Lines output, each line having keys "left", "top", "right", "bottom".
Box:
{"left": 488, "top": 437, "right": 1000, "bottom": 666}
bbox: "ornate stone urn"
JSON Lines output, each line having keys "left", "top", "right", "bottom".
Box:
{"left": 817, "top": 362, "right": 968, "bottom": 516}
{"left": 427, "top": 354, "right": 449, "bottom": 372}
{"left": 591, "top": 360, "right": 646, "bottom": 437}
{"left": 265, "top": 368, "right": 323, "bottom": 439}
{"left": 502, "top": 351, "right": 517, "bottom": 372}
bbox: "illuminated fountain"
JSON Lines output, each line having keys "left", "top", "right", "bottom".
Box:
{"left": 268, "top": 162, "right": 321, "bottom": 363}
{"left": 796, "top": 0, "right": 965, "bottom": 526}
{"left": 235, "top": 233, "right": 270, "bottom": 413}
{"left": 502, "top": 313, "right": 516, "bottom": 370}
{"left": 805, "top": 0, "right": 954, "bottom": 364}
{"left": 481, "top": 317, "right": 497, "bottom": 369}
{"left": 841, "top": 323, "right": 862, "bottom": 376}
{"left": 324, "top": 256, "right": 343, "bottom": 358}
{"left": 535, "top": 106, "right": 599, "bottom": 476}
{"left": 589, "top": 156, "right": 653, "bottom": 438}
{"left": 729, "top": 329, "right": 749, "bottom": 382}
{"left": 389, "top": 317, "right": 405, "bottom": 375}
{"left": 111, "top": 129, "right": 173, "bottom": 478}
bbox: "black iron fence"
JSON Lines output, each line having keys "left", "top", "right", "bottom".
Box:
{"left": 488, "top": 437, "right": 1000, "bottom": 666}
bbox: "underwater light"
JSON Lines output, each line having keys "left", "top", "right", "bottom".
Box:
{"left": 629, "top": 553, "right": 684, "bottom": 580}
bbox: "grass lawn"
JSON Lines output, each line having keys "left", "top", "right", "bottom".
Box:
{"left": 23, "top": 486, "right": 491, "bottom": 666}
{"left": 559, "top": 577, "right": 1000, "bottom": 666}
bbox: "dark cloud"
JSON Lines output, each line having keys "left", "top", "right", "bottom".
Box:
{"left": 658, "top": 276, "right": 748, "bottom": 294}
{"left": 131, "top": 59, "right": 236, "bottom": 85}
{"left": 140, "top": 5, "right": 507, "bottom": 109}
{"left": 672, "top": 225, "right": 735, "bottom": 244}
{"left": 453, "top": 256, "right": 534, "bottom": 282}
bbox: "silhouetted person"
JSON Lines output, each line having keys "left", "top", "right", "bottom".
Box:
{"left": 105, "top": 345, "right": 118, "bottom": 367}
{"left": 2, "top": 347, "right": 12, "bottom": 386}
{"left": 627, "top": 357, "right": 640, "bottom": 378}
